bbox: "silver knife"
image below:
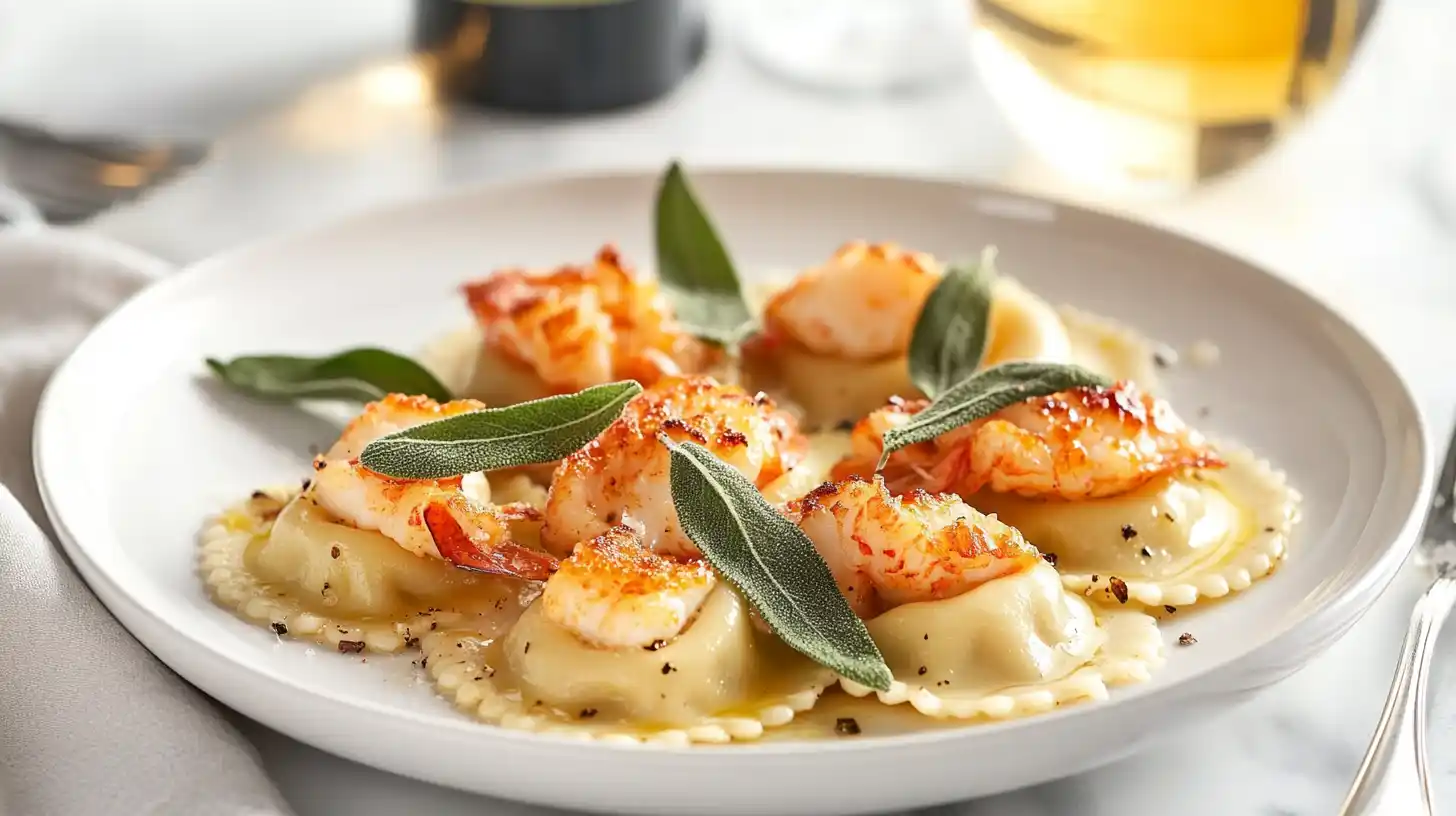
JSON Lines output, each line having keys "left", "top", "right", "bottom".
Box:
{"left": 1339, "top": 419, "right": 1456, "bottom": 815}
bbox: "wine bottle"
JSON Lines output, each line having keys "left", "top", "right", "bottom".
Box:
{"left": 414, "top": 0, "right": 706, "bottom": 113}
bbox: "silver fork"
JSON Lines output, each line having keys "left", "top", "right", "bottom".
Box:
{"left": 1339, "top": 419, "right": 1456, "bottom": 815}
{"left": 0, "top": 120, "right": 206, "bottom": 224}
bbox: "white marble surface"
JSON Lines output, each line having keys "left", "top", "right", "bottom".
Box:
{"left": 7, "top": 0, "right": 1456, "bottom": 813}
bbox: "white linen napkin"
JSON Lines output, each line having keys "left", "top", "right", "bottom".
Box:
{"left": 0, "top": 224, "right": 292, "bottom": 815}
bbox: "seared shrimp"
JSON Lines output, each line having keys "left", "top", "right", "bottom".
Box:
{"left": 543, "top": 375, "right": 807, "bottom": 558}
{"left": 541, "top": 525, "right": 717, "bottom": 648}
{"left": 463, "top": 245, "right": 714, "bottom": 393}
{"left": 325, "top": 393, "right": 484, "bottom": 461}
{"left": 760, "top": 241, "right": 940, "bottom": 360}
{"left": 792, "top": 477, "right": 1041, "bottom": 617}
{"left": 311, "top": 394, "right": 558, "bottom": 580}
{"left": 833, "top": 383, "right": 1223, "bottom": 501}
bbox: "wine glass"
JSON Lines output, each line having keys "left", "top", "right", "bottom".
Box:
{"left": 970, "top": 0, "right": 1381, "bottom": 196}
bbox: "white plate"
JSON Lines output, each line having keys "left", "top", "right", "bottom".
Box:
{"left": 35, "top": 170, "right": 1429, "bottom": 816}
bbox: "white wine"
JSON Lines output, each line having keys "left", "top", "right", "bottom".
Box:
{"left": 971, "top": 0, "right": 1377, "bottom": 192}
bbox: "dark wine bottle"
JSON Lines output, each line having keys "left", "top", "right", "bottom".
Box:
{"left": 414, "top": 0, "right": 706, "bottom": 113}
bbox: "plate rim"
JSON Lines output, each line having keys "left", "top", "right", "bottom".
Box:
{"left": 33, "top": 166, "right": 1433, "bottom": 759}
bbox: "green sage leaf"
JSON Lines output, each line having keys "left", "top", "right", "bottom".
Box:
{"left": 205, "top": 348, "right": 452, "bottom": 403}
{"left": 661, "top": 434, "right": 893, "bottom": 691}
{"left": 360, "top": 381, "right": 643, "bottom": 479}
{"left": 909, "top": 246, "right": 997, "bottom": 399}
{"left": 878, "top": 361, "right": 1112, "bottom": 469}
{"left": 653, "top": 161, "right": 756, "bottom": 346}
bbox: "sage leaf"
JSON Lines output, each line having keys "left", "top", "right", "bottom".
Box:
{"left": 662, "top": 434, "right": 893, "bottom": 691}
{"left": 653, "top": 161, "right": 756, "bottom": 346}
{"left": 360, "top": 381, "right": 643, "bottom": 479}
{"left": 909, "top": 247, "right": 997, "bottom": 399}
{"left": 878, "top": 361, "right": 1112, "bottom": 469}
{"left": 205, "top": 348, "right": 452, "bottom": 403}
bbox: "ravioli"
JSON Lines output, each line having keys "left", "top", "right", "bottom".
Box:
{"left": 759, "top": 431, "right": 855, "bottom": 505}
{"left": 198, "top": 232, "right": 1301, "bottom": 745}
{"left": 422, "top": 585, "right": 835, "bottom": 743}
{"left": 1058, "top": 304, "right": 1163, "bottom": 387}
{"left": 199, "top": 485, "right": 540, "bottom": 653}
{"left": 973, "top": 446, "right": 1299, "bottom": 607}
{"left": 418, "top": 325, "right": 558, "bottom": 407}
{"left": 838, "top": 563, "right": 1163, "bottom": 718}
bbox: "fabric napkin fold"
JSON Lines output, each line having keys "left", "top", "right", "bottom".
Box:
{"left": 0, "top": 226, "right": 292, "bottom": 816}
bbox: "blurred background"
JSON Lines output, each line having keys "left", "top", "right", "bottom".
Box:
{"left": 1, "top": 0, "right": 1453, "bottom": 268}
{"left": 4, "top": 0, "right": 1456, "bottom": 814}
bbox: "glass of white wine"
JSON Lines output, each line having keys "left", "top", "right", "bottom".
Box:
{"left": 971, "top": 0, "right": 1380, "bottom": 194}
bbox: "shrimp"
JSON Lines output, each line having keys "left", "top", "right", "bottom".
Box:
{"left": 760, "top": 241, "right": 940, "bottom": 360}
{"left": 325, "top": 393, "right": 485, "bottom": 461}
{"left": 543, "top": 375, "right": 807, "bottom": 558}
{"left": 463, "top": 245, "right": 715, "bottom": 393}
{"left": 833, "top": 383, "right": 1223, "bottom": 501}
{"left": 310, "top": 394, "right": 559, "bottom": 580}
{"left": 791, "top": 477, "right": 1041, "bottom": 617}
{"left": 541, "top": 525, "right": 717, "bottom": 648}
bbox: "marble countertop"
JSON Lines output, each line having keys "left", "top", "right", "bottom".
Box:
{"left": 8, "top": 0, "right": 1456, "bottom": 813}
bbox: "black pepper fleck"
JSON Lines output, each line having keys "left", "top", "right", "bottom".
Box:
{"left": 1163, "top": 605, "right": 1177, "bottom": 614}
{"left": 270, "top": 621, "right": 288, "bottom": 636}
{"left": 579, "top": 708, "right": 598, "bottom": 719}
{"left": 1042, "top": 552, "right": 1059, "bottom": 567}
{"left": 661, "top": 662, "right": 677, "bottom": 675}
{"left": 337, "top": 640, "right": 366, "bottom": 654}
{"left": 917, "top": 666, "right": 928, "bottom": 676}
{"left": 250, "top": 490, "right": 268, "bottom": 500}
{"left": 1264, "top": 526, "right": 1276, "bottom": 533}
{"left": 405, "top": 637, "right": 420, "bottom": 649}
{"left": 524, "top": 642, "right": 531, "bottom": 654}
{"left": 330, "top": 545, "right": 341, "bottom": 559}
{"left": 1140, "top": 547, "right": 1152, "bottom": 558}
{"left": 1108, "top": 576, "right": 1129, "bottom": 604}
{"left": 1091, "top": 574, "right": 1099, "bottom": 582}
{"left": 1178, "top": 632, "right": 1197, "bottom": 646}
{"left": 644, "top": 639, "right": 667, "bottom": 651}
{"left": 1153, "top": 351, "right": 1171, "bottom": 369}
{"left": 834, "top": 717, "right": 861, "bottom": 736}
{"left": 1121, "top": 524, "right": 1138, "bottom": 540}
{"left": 1163, "top": 512, "right": 1176, "bottom": 522}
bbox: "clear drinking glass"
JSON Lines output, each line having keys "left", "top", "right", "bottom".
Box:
{"left": 970, "top": 0, "right": 1381, "bottom": 195}
{"left": 733, "top": 0, "right": 974, "bottom": 94}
